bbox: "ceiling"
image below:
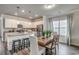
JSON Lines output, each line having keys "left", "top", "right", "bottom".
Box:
{"left": 0, "top": 4, "right": 79, "bottom": 20}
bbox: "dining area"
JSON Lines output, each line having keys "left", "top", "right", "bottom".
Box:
{"left": 38, "top": 32, "right": 59, "bottom": 55}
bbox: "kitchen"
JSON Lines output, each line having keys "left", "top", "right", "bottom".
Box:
{"left": 0, "top": 4, "right": 79, "bottom": 55}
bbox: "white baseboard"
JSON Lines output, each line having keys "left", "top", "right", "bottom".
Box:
{"left": 70, "top": 43, "right": 79, "bottom": 47}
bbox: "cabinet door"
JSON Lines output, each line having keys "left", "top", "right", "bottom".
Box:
{"left": 5, "top": 19, "right": 17, "bottom": 28}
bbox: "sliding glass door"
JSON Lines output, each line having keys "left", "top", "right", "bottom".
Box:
{"left": 53, "top": 18, "right": 68, "bottom": 44}
{"left": 53, "top": 20, "right": 60, "bottom": 34}
{"left": 60, "top": 20, "right": 67, "bottom": 44}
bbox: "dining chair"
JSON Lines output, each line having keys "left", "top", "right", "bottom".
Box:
{"left": 45, "top": 38, "right": 56, "bottom": 55}
{"left": 45, "top": 34, "right": 59, "bottom": 55}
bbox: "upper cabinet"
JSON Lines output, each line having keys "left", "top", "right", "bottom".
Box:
{"left": 3, "top": 15, "right": 43, "bottom": 29}
{"left": 4, "top": 18, "right": 32, "bottom": 28}
{"left": 5, "top": 19, "right": 18, "bottom": 28}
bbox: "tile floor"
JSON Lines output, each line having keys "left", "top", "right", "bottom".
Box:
{"left": 57, "top": 44, "right": 79, "bottom": 55}
{"left": 0, "top": 40, "right": 79, "bottom": 55}
{"left": 0, "top": 40, "right": 5, "bottom": 55}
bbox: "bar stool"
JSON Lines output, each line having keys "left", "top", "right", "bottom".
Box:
{"left": 11, "top": 40, "right": 21, "bottom": 54}
{"left": 22, "top": 38, "right": 30, "bottom": 49}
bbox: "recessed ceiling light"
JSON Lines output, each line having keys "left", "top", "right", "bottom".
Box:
{"left": 14, "top": 12, "right": 18, "bottom": 15}
{"left": 35, "top": 14, "right": 38, "bottom": 17}
{"left": 28, "top": 22, "right": 32, "bottom": 25}
{"left": 22, "top": 10, "right": 25, "bottom": 13}
{"left": 44, "top": 4, "right": 55, "bottom": 9}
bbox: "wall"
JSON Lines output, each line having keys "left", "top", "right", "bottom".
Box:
{"left": 43, "top": 16, "right": 49, "bottom": 31}
{"left": 32, "top": 18, "right": 43, "bottom": 28}
{"left": 71, "top": 12, "right": 79, "bottom": 46}
{"left": 0, "top": 17, "right": 1, "bottom": 36}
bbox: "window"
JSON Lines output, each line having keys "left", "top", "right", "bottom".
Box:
{"left": 53, "top": 19, "right": 67, "bottom": 36}
{"left": 53, "top": 21, "right": 59, "bottom": 34}
{"left": 60, "top": 20, "right": 67, "bottom": 36}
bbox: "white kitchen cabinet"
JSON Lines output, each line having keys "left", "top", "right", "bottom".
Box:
{"left": 5, "top": 19, "right": 18, "bottom": 28}
{"left": 4, "top": 18, "right": 31, "bottom": 28}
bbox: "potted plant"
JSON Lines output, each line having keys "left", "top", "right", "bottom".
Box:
{"left": 43, "top": 30, "right": 51, "bottom": 38}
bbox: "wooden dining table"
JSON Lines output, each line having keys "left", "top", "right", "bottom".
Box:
{"left": 38, "top": 37, "right": 53, "bottom": 47}
{"left": 38, "top": 36, "right": 59, "bottom": 55}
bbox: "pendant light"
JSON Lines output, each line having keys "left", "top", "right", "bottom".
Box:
{"left": 14, "top": 6, "right": 20, "bottom": 16}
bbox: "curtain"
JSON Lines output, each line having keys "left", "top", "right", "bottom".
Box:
{"left": 67, "top": 14, "right": 73, "bottom": 45}
{"left": 48, "top": 18, "right": 53, "bottom": 32}
{"left": 47, "top": 15, "right": 73, "bottom": 45}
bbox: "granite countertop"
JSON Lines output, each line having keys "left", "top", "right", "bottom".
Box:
{"left": 5, "top": 32, "right": 31, "bottom": 37}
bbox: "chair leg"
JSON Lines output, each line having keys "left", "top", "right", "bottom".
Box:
{"left": 45, "top": 48, "right": 53, "bottom": 55}
{"left": 45, "top": 48, "right": 48, "bottom": 55}
{"left": 54, "top": 46, "right": 57, "bottom": 55}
